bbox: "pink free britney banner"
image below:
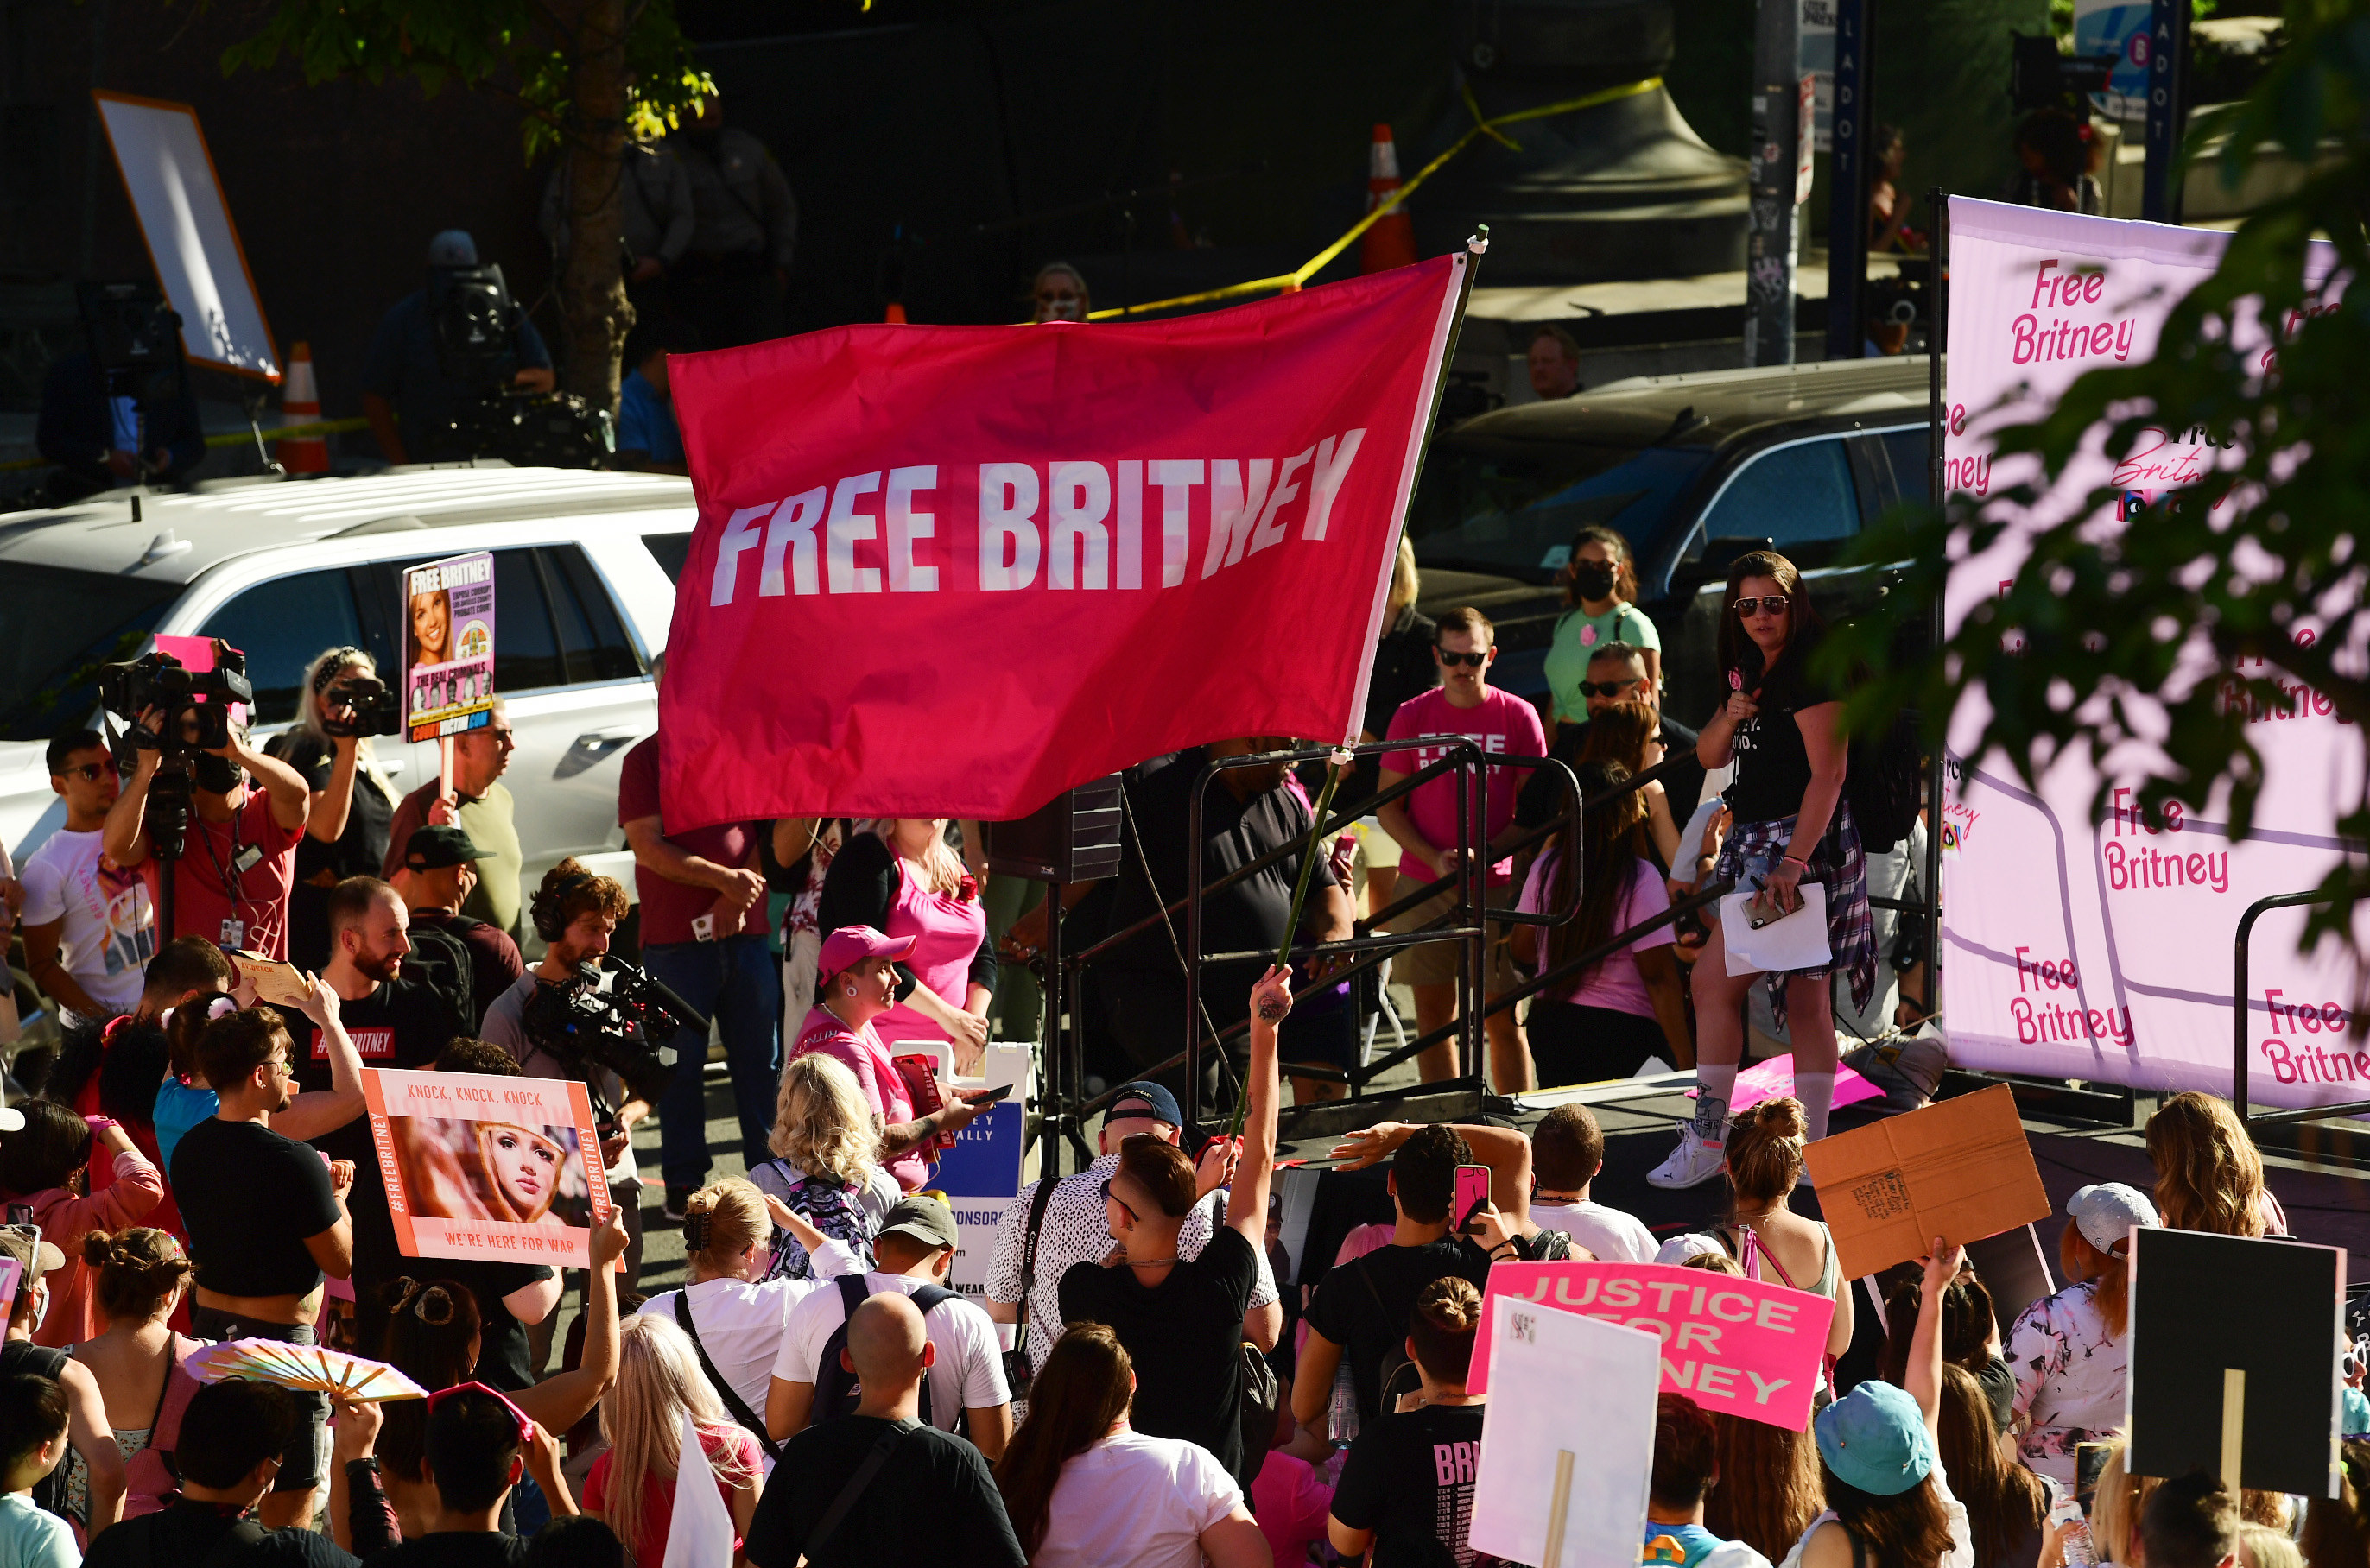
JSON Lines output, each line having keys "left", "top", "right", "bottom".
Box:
{"left": 657, "top": 255, "right": 1469, "bottom": 825}
{"left": 1938, "top": 199, "right": 2360, "bottom": 1109}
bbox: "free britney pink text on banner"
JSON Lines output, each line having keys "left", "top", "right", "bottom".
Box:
{"left": 1466, "top": 1261, "right": 1834, "bottom": 1432}
{"left": 660, "top": 256, "right": 1469, "bottom": 827}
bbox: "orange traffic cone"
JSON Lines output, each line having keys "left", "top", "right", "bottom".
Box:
{"left": 277, "top": 342, "right": 329, "bottom": 473}
{"left": 1361, "top": 123, "right": 1418, "bottom": 274}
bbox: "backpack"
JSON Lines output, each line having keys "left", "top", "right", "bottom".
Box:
{"left": 812, "top": 1276, "right": 957, "bottom": 1426}
{"left": 1843, "top": 707, "right": 1925, "bottom": 856}
{"left": 1354, "top": 1257, "right": 1421, "bottom": 1419}
{"left": 754, "top": 1161, "right": 876, "bottom": 1282}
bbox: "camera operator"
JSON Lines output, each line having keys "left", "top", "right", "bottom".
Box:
{"left": 102, "top": 703, "right": 311, "bottom": 959}
{"left": 35, "top": 339, "right": 206, "bottom": 502}
{"left": 268, "top": 648, "right": 402, "bottom": 972}
{"left": 362, "top": 230, "right": 554, "bottom": 466}
{"left": 482, "top": 859, "right": 650, "bottom": 1293}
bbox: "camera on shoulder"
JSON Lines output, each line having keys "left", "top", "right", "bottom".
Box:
{"left": 520, "top": 956, "right": 706, "bottom": 1108}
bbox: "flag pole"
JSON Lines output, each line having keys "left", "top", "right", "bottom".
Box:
{"left": 1232, "top": 234, "right": 1492, "bottom": 1137}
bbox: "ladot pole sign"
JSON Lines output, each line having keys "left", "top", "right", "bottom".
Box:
{"left": 1936, "top": 199, "right": 2358, "bottom": 1112}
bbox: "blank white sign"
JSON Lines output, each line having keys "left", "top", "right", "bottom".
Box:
{"left": 1469, "top": 1292, "right": 1661, "bottom": 1568}
{"left": 94, "top": 92, "right": 279, "bottom": 382}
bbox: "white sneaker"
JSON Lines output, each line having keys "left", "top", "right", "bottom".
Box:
{"left": 1646, "top": 1130, "right": 1727, "bottom": 1190}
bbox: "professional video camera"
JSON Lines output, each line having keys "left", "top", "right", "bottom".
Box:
{"left": 99, "top": 644, "right": 253, "bottom": 758}
{"left": 97, "top": 640, "right": 253, "bottom": 876}
{"left": 416, "top": 263, "right": 612, "bottom": 469}
{"left": 320, "top": 672, "right": 402, "bottom": 739}
{"left": 519, "top": 954, "right": 705, "bottom": 1110}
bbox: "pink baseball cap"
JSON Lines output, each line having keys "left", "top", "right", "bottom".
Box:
{"left": 818, "top": 925, "right": 916, "bottom": 981}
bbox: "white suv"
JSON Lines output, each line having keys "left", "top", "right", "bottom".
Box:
{"left": 0, "top": 465, "right": 697, "bottom": 945}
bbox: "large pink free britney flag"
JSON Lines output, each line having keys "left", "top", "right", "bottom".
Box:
{"left": 659, "top": 254, "right": 1471, "bottom": 827}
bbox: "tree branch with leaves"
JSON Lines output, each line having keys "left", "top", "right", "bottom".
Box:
{"left": 1824, "top": 0, "right": 2370, "bottom": 961}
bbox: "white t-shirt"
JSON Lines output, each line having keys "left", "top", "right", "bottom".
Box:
{"left": 637, "top": 1241, "right": 863, "bottom": 1416}
{"left": 20, "top": 828, "right": 155, "bottom": 1022}
{"left": 773, "top": 1270, "right": 1011, "bottom": 1432}
{"left": 1530, "top": 1198, "right": 1659, "bottom": 1264}
{"left": 1030, "top": 1429, "right": 1241, "bottom": 1568}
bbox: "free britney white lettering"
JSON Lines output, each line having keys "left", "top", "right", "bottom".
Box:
{"left": 706, "top": 435, "right": 1366, "bottom": 606}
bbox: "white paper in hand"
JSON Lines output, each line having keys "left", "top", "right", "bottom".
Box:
{"left": 662, "top": 1409, "right": 737, "bottom": 1568}
{"left": 1468, "top": 1293, "right": 1660, "bottom": 1568}
{"left": 1720, "top": 882, "right": 1829, "bottom": 975}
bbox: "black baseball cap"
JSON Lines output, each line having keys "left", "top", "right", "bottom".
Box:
{"left": 1105, "top": 1081, "right": 1182, "bottom": 1128}
{"left": 404, "top": 825, "right": 486, "bottom": 871}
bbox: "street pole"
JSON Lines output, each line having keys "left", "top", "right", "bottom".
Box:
{"left": 1822, "top": 0, "right": 1875, "bottom": 361}
{"left": 2140, "top": 0, "right": 2190, "bottom": 224}
{"left": 1746, "top": 0, "right": 1805, "bottom": 366}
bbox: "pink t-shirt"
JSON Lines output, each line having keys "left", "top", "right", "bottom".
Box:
{"left": 1517, "top": 850, "right": 1674, "bottom": 1017}
{"left": 584, "top": 1423, "right": 759, "bottom": 1566}
{"left": 1252, "top": 1449, "right": 1334, "bottom": 1568}
{"left": 787, "top": 1004, "right": 928, "bottom": 1192}
{"left": 1383, "top": 686, "right": 1547, "bottom": 884}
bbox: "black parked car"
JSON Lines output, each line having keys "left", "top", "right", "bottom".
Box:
{"left": 1408, "top": 355, "right": 1933, "bottom": 728}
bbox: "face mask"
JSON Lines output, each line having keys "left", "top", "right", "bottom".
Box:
{"left": 1571, "top": 562, "right": 1617, "bottom": 599}
{"left": 194, "top": 754, "right": 242, "bottom": 794}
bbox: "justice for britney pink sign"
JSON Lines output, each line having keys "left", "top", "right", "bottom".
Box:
{"left": 1466, "top": 1261, "right": 1833, "bottom": 1432}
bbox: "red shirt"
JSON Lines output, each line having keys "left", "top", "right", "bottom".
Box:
{"left": 139, "top": 788, "right": 303, "bottom": 958}
{"left": 1383, "top": 686, "right": 1548, "bottom": 884}
{"left": 584, "top": 1423, "right": 759, "bottom": 1565}
{"left": 617, "top": 737, "right": 771, "bottom": 946}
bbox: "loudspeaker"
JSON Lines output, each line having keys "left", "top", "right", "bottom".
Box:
{"left": 984, "top": 775, "right": 1125, "bottom": 882}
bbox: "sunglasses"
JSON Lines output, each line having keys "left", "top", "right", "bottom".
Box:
{"left": 60, "top": 762, "right": 118, "bottom": 782}
{"left": 425, "top": 1381, "right": 537, "bottom": 1445}
{"left": 1435, "top": 649, "right": 1488, "bottom": 667}
{"left": 1576, "top": 678, "right": 1643, "bottom": 699}
{"left": 1099, "top": 1178, "right": 1139, "bottom": 1225}
{"left": 1734, "top": 595, "right": 1791, "bottom": 617}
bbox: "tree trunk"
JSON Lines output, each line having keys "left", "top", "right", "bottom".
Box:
{"left": 557, "top": 0, "right": 631, "bottom": 412}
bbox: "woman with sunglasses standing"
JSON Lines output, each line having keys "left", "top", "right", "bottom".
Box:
{"left": 266, "top": 647, "right": 401, "bottom": 973}
{"left": 1649, "top": 552, "right": 1877, "bottom": 1191}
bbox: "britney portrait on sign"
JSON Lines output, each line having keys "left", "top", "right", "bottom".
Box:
{"left": 363, "top": 1066, "right": 614, "bottom": 1267}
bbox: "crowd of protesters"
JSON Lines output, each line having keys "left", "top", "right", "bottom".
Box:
{"left": 0, "top": 528, "right": 2351, "bottom": 1568}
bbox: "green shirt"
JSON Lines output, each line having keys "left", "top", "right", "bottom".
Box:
{"left": 1543, "top": 602, "right": 1661, "bottom": 724}
{"left": 457, "top": 782, "right": 523, "bottom": 937}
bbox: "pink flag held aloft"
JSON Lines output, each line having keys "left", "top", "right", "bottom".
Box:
{"left": 659, "top": 255, "right": 1473, "bottom": 827}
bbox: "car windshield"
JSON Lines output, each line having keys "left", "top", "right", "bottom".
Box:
{"left": 1407, "top": 439, "right": 1711, "bottom": 586}
{"left": 0, "top": 565, "right": 181, "bottom": 742}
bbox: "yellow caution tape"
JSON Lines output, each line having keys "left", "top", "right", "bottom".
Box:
{"left": 206, "top": 417, "right": 368, "bottom": 448}
{"left": 1087, "top": 74, "right": 1663, "bottom": 320}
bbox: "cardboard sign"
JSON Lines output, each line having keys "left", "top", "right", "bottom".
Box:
{"left": 1800, "top": 1083, "right": 2050, "bottom": 1280}
{"left": 230, "top": 949, "right": 313, "bottom": 1009}
{"left": 2128, "top": 1227, "right": 2343, "bottom": 1497}
{"left": 364, "top": 1068, "right": 613, "bottom": 1268}
{"left": 1467, "top": 1261, "right": 1835, "bottom": 1432}
{"left": 402, "top": 551, "right": 497, "bottom": 743}
{"left": 0, "top": 1256, "right": 19, "bottom": 1323}
{"left": 1469, "top": 1292, "right": 1659, "bottom": 1568}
